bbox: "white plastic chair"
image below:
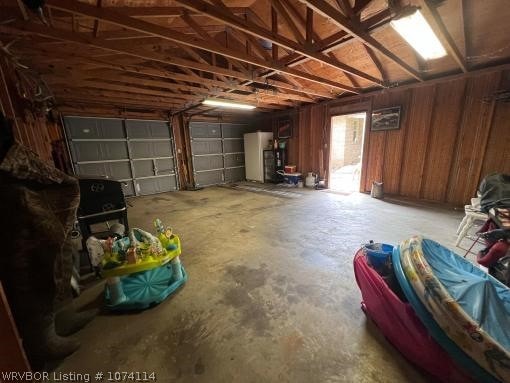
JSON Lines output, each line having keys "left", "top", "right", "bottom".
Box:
{"left": 455, "top": 198, "right": 488, "bottom": 246}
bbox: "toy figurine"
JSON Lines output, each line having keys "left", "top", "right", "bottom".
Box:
{"left": 126, "top": 247, "right": 137, "bottom": 264}
{"left": 154, "top": 218, "right": 175, "bottom": 251}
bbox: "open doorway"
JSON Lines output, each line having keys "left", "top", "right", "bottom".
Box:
{"left": 329, "top": 112, "right": 367, "bottom": 193}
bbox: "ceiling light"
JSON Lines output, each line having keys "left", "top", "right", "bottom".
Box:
{"left": 391, "top": 8, "right": 447, "bottom": 60}
{"left": 202, "top": 99, "right": 256, "bottom": 110}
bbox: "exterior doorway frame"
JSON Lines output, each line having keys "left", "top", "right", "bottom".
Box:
{"left": 328, "top": 101, "right": 372, "bottom": 192}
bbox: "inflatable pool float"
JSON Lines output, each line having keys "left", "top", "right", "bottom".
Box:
{"left": 392, "top": 246, "right": 498, "bottom": 383}
{"left": 354, "top": 249, "right": 475, "bottom": 382}
{"left": 398, "top": 236, "right": 510, "bottom": 382}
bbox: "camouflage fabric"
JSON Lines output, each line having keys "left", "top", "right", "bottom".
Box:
{"left": 0, "top": 143, "right": 79, "bottom": 332}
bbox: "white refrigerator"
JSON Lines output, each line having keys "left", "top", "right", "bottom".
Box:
{"left": 244, "top": 132, "right": 273, "bottom": 182}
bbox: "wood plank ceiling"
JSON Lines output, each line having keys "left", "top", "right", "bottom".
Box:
{"left": 0, "top": 0, "right": 509, "bottom": 117}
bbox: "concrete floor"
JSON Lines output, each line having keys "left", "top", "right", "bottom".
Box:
{"left": 58, "top": 185, "right": 466, "bottom": 382}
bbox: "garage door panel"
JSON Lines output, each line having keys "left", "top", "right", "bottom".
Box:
{"left": 122, "top": 182, "right": 135, "bottom": 197}
{"left": 190, "top": 122, "right": 251, "bottom": 186}
{"left": 126, "top": 120, "right": 170, "bottom": 138}
{"left": 223, "top": 140, "right": 243, "bottom": 153}
{"left": 191, "top": 140, "right": 222, "bottom": 155}
{"left": 65, "top": 116, "right": 178, "bottom": 196}
{"left": 221, "top": 123, "right": 251, "bottom": 138}
{"left": 193, "top": 155, "right": 223, "bottom": 171}
{"left": 133, "top": 160, "right": 153, "bottom": 178}
{"left": 225, "top": 167, "right": 245, "bottom": 182}
{"left": 156, "top": 158, "right": 175, "bottom": 175}
{"left": 191, "top": 123, "right": 221, "bottom": 138}
{"left": 130, "top": 141, "right": 173, "bottom": 158}
{"left": 225, "top": 153, "right": 244, "bottom": 168}
{"left": 76, "top": 162, "right": 131, "bottom": 180}
{"left": 72, "top": 141, "right": 128, "bottom": 162}
{"left": 136, "top": 176, "right": 177, "bottom": 195}
{"left": 195, "top": 170, "right": 223, "bottom": 186}
{"left": 65, "top": 117, "right": 125, "bottom": 139}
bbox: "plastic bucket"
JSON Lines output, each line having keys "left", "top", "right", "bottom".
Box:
{"left": 363, "top": 243, "right": 394, "bottom": 272}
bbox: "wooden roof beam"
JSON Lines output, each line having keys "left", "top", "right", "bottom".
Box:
{"left": 353, "top": 0, "right": 373, "bottom": 15}
{"left": 363, "top": 45, "right": 387, "bottom": 83}
{"left": 1, "top": 22, "right": 331, "bottom": 99}
{"left": 173, "top": 0, "right": 382, "bottom": 85}
{"left": 260, "top": 7, "right": 391, "bottom": 78}
{"left": 271, "top": 0, "right": 306, "bottom": 45}
{"left": 279, "top": 0, "right": 321, "bottom": 43}
{"left": 13, "top": 6, "right": 249, "bottom": 18}
{"left": 46, "top": 70, "right": 297, "bottom": 108}
{"left": 43, "top": 0, "right": 357, "bottom": 93}
{"left": 306, "top": 7, "right": 314, "bottom": 43}
{"left": 337, "top": 0, "right": 387, "bottom": 84}
{"left": 37, "top": 54, "right": 314, "bottom": 103}
{"left": 271, "top": 7, "right": 278, "bottom": 61}
{"left": 302, "top": 0, "right": 423, "bottom": 81}
{"left": 92, "top": 0, "right": 102, "bottom": 37}
{"left": 55, "top": 95, "right": 181, "bottom": 110}
{"left": 417, "top": 0, "right": 468, "bottom": 73}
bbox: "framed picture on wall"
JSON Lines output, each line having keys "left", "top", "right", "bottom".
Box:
{"left": 277, "top": 117, "right": 292, "bottom": 138}
{"left": 371, "top": 106, "right": 401, "bottom": 131}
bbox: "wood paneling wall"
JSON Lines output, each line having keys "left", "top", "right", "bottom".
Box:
{"left": 267, "top": 68, "right": 510, "bottom": 206}
{"left": 0, "top": 57, "right": 64, "bottom": 165}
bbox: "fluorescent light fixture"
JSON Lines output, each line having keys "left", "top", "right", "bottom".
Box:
{"left": 391, "top": 8, "right": 447, "bottom": 60}
{"left": 202, "top": 98, "right": 256, "bottom": 110}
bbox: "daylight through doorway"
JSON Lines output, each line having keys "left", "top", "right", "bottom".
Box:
{"left": 329, "top": 112, "right": 366, "bottom": 193}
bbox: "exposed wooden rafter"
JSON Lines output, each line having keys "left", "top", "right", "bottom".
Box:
{"left": 260, "top": 7, "right": 392, "bottom": 79}
{"left": 0, "top": 22, "right": 336, "bottom": 99}
{"left": 173, "top": 0, "right": 383, "bottom": 85}
{"left": 417, "top": 0, "right": 468, "bottom": 73}
{"left": 302, "top": 0, "right": 423, "bottom": 81}
{"left": 43, "top": 0, "right": 360, "bottom": 93}
{"left": 270, "top": 0, "right": 305, "bottom": 45}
